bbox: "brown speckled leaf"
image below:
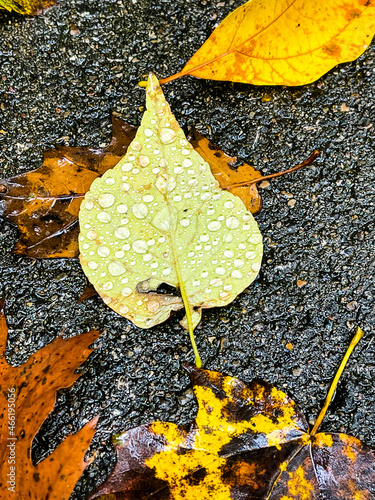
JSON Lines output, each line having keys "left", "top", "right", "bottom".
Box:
{"left": 0, "top": 109, "right": 315, "bottom": 264}
{"left": 89, "top": 365, "right": 375, "bottom": 500}
{"left": 0, "top": 299, "right": 100, "bottom": 499}
{"left": 0, "top": 117, "right": 264, "bottom": 261}
{"left": 0, "top": 117, "right": 136, "bottom": 259}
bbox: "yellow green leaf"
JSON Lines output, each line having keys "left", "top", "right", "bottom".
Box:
{"left": 160, "top": 0, "right": 375, "bottom": 86}
{"left": 78, "top": 75, "right": 263, "bottom": 342}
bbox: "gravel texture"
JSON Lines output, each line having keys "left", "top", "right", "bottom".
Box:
{"left": 0, "top": 1, "right": 375, "bottom": 498}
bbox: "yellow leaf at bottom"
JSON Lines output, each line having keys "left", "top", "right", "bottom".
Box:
{"left": 0, "top": 0, "right": 55, "bottom": 15}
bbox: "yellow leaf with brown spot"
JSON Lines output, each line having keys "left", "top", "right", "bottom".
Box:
{"left": 160, "top": 0, "right": 375, "bottom": 86}
{"left": 0, "top": 0, "right": 55, "bottom": 15}
{"left": 88, "top": 364, "right": 375, "bottom": 499}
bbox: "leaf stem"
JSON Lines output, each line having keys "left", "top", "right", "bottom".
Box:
{"left": 265, "top": 443, "right": 305, "bottom": 500}
{"left": 225, "top": 150, "right": 319, "bottom": 190}
{"left": 310, "top": 327, "right": 364, "bottom": 437}
{"left": 179, "top": 279, "right": 202, "bottom": 368}
{"left": 159, "top": 71, "right": 187, "bottom": 85}
{"left": 171, "top": 236, "right": 202, "bottom": 368}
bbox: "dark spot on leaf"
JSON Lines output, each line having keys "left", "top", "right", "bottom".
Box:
{"left": 272, "top": 407, "right": 284, "bottom": 419}
{"left": 176, "top": 448, "right": 188, "bottom": 456}
{"left": 187, "top": 467, "right": 207, "bottom": 485}
{"left": 346, "top": 8, "right": 361, "bottom": 20}
{"left": 322, "top": 43, "right": 341, "bottom": 57}
{"left": 39, "top": 213, "right": 64, "bottom": 224}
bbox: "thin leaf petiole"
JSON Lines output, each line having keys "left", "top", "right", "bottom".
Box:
{"left": 179, "top": 278, "right": 202, "bottom": 368}
{"left": 310, "top": 327, "right": 364, "bottom": 436}
{"left": 225, "top": 150, "right": 320, "bottom": 191}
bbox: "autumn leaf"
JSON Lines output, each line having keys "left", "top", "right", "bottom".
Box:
{"left": 188, "top": 129, "right": 318, "bottom": 215}
{"left": 0, "top": 117, "right": 137, "bottom": 259}
{"left": 188, "top": 129, "right": 263, "bottom": 215}
{"left": 0, "top": 0, "right": 55, "bottom": 16}
{"left": 89, "top": 328, "right": 375, "bottom": 500}
{"left": 0, "top": 112, "right": 315, "bottom": 261}
{"left": 78, "top": 129, "right": 273, "bottom": 309}
{"left": 1, "top": 117, "right": 265, "bottom": 260}
{"left": 78, "top": 74, "right": 263, "bottom": 365}
{"left": 77, "top": 131, "right": 316, "bottom": 314}
{"left": 160, "top": 0, "right": 375, "bottom": 86}
{"left": 0, "top": 298, "right": 100, "bottom": 499}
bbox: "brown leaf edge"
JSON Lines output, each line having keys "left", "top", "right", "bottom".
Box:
{"left": 189, "top": 128, "right": 318, "bottom": 215}
{"left": 0, "top": 116, "right": 137, "bottom": 259}
{"left": 187, "top": 128, "right": 263, "bottom": 215}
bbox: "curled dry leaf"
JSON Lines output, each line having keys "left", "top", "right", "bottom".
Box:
{"left": 89, "top": 331, "right": 375, "bottom": 500}
{"left": 0, "top": 0, "right": 56, "bottom": 16}
{"left": 0, "top": 299, "right": 100, "bottom": 499}
{"left": 0, "top": 118, "right": 136, "bottom": 259}
{"left": 78, "top": 74, "right": 263, "bottom": 336}
{"left": 160, "top": 0, "right": 375, "bottom": 86}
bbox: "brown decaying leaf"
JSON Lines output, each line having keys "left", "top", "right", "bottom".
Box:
{"left": 189, "top": 131, "right": 318, "bottom": 216}
{"left": 0, "top": 299, "right": 100, "bottom": 499}
{"left": 159, "top": 0, "right": 375, "bottom": 86}
{"left": 89, "top": 347, "right": 375, "bottom": 499}
{"left": 0, "top": 116, "right": 317, "bottom": 261}
{"left": 0, "top": 117, "right": 136, "bottom": 259}
{"left": 188, "top": 129, "right": 263, "bottom": 215}
{"left": 0, "top": 0, "right": 55, "bottom": 16}
{"left": 78, "top": 283, "right": 98, "bottom": 303}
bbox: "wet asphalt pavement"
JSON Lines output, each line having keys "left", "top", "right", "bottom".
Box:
{"left": 0, "top": 1, "right": 375, "bottom": 498}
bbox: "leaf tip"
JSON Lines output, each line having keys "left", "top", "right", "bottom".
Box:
{"left": 87, "top": 414, "right": 100, "bottom": 431}
{"left": 354, "top": 326, "right": 364, "bottom": 343}
{"left": 146, "top": 73, "right": 161, "bottom": 94}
